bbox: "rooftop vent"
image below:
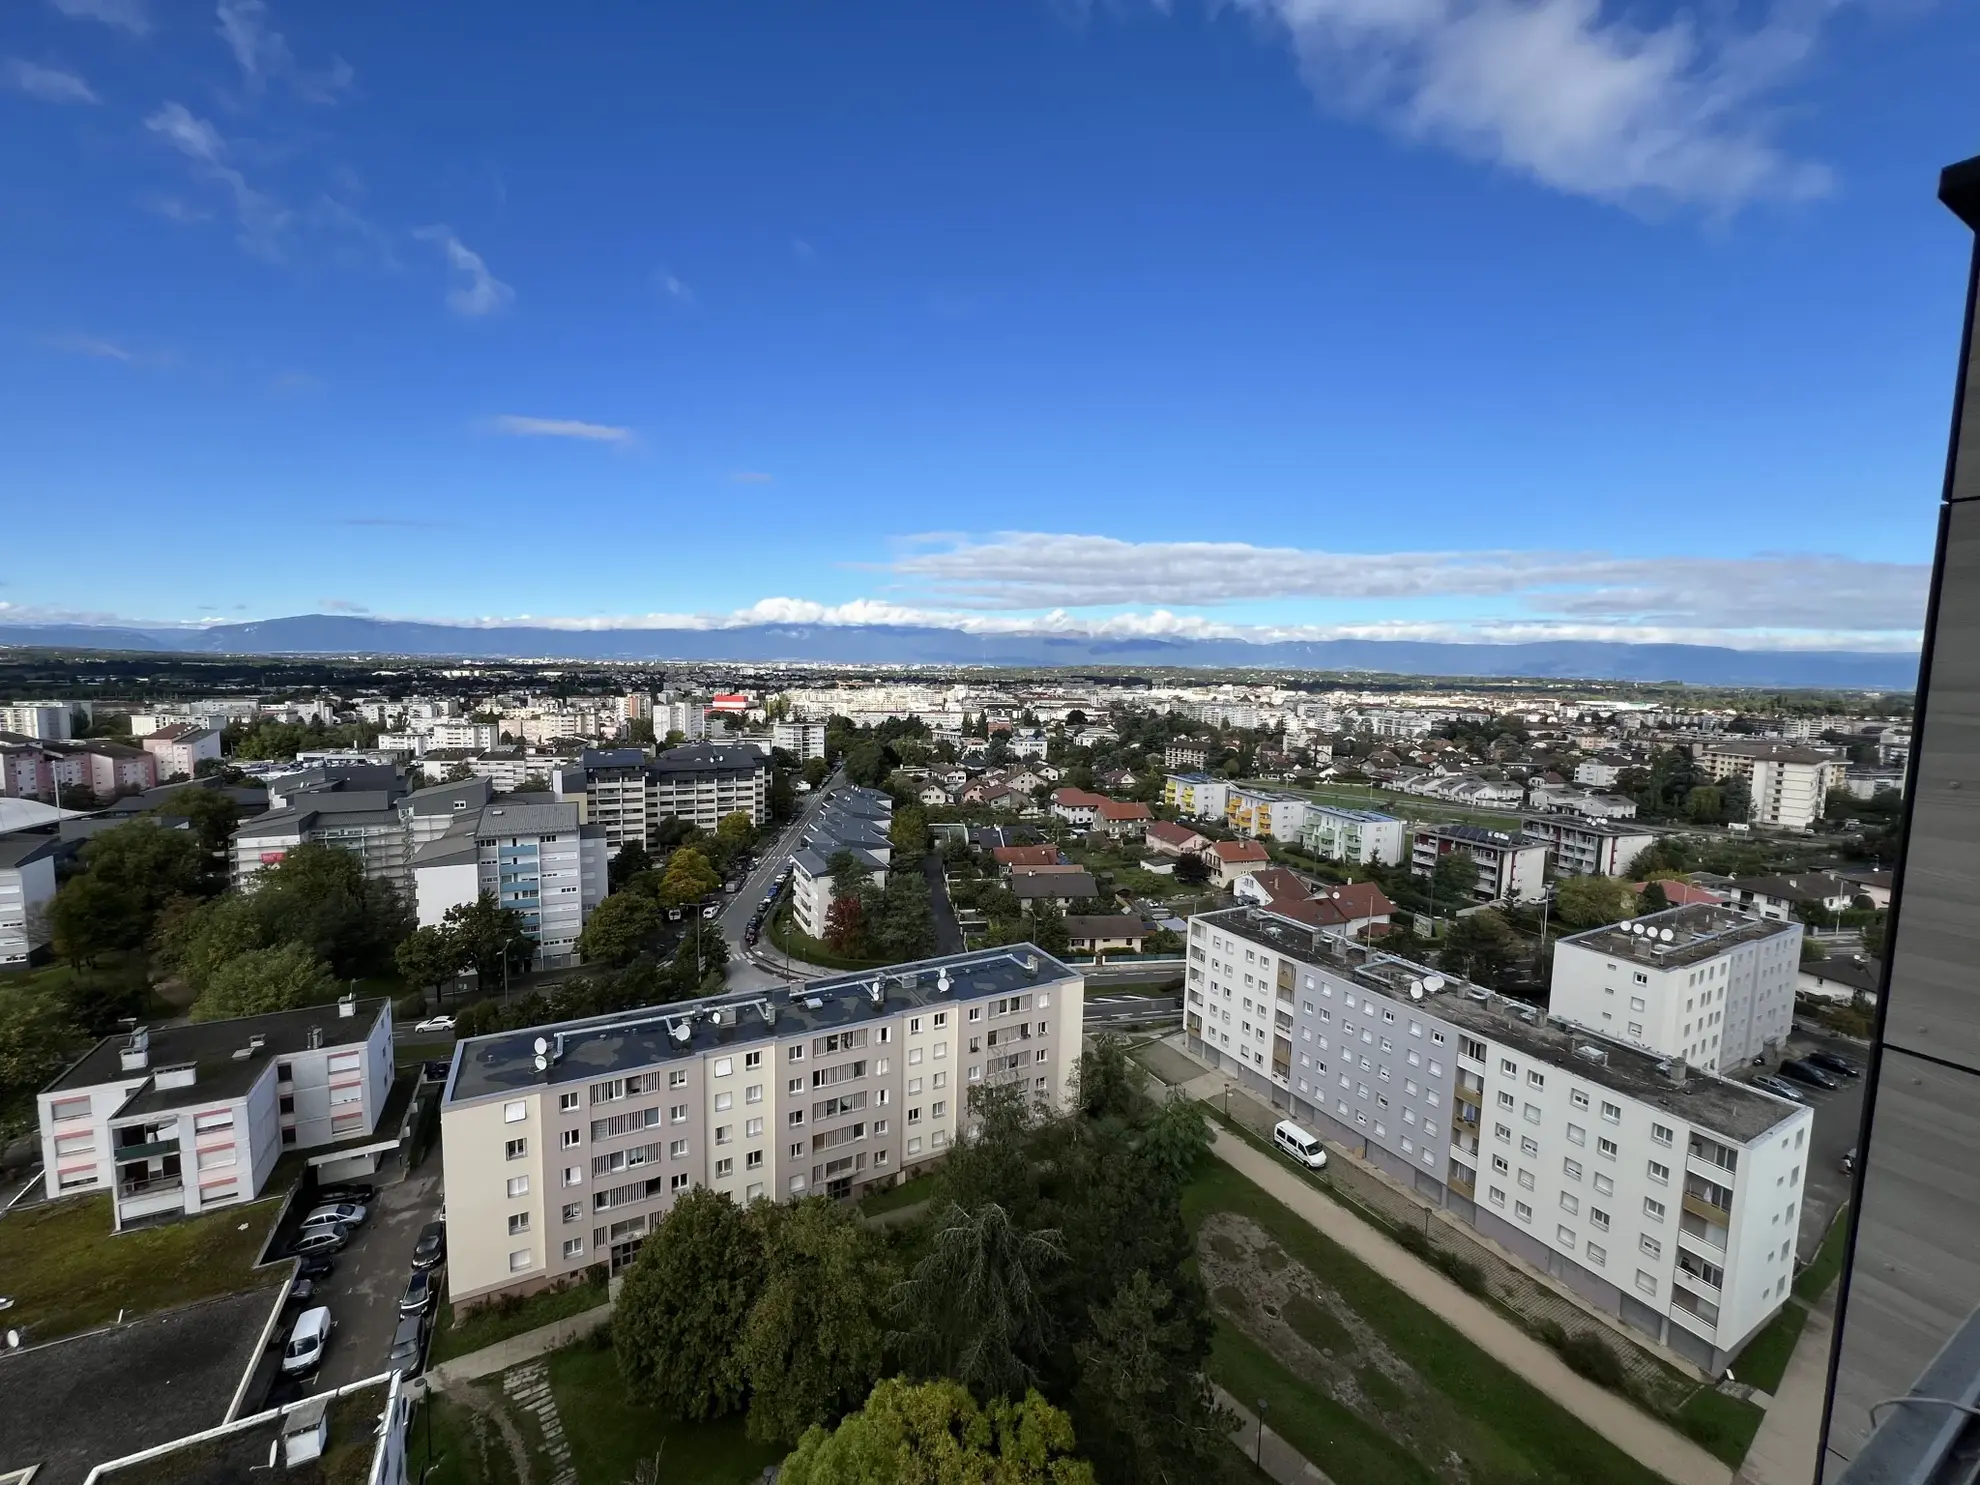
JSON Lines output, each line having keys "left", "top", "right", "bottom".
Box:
{"left": 305, "top": 1026, "right": 323, "bottom": 1050}
{"left": 1574, "top": 1044, "right": 1609, "bottom": 1066}
{"left": 1465, "top": 987, "right": 1490, "bottom": 1002}
{"left": 155, "top": 1062, "right": 197, "bottom": 1089}
{"left": 119, "top": 1026, "right": 151, "bottom": 1073}
{"left": 805, "top": 996, "right": 825, "bottom": 1010}
{"left": 249, "top": 1034, "right": 266, "bottom": 1052}
{"left": 761, "top": 1002, "right": 777, "bottom": 1027}
{"left": 337, "top": 993, "right": 356, "bottom": 1018}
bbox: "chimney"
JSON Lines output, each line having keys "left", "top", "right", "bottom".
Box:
{"left": 120, "top": 1027, "right": 150, "bottom": 1073}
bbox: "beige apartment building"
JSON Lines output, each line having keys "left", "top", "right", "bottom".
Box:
{"left": 1695, "top": 742, "right": 1848, "bottom": 831}
{"left": 439, "top": 946, "right": 1085, "bottom": 1308}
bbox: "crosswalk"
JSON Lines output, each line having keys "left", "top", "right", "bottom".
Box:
{"left": 502, "top": 1360, "right": 578, "bottom": 1485}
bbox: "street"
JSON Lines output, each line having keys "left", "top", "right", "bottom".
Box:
{"left": 1776, "top": 1023, "right": 1867, "bottom": 1259}
{"left": 720, "top": 766, "right": 843, "bottom": 992}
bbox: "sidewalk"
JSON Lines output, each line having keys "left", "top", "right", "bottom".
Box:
{"left": 1205, "top": 1125, "right": 1734, "bottom": 1485}
{"left": 1735, "top": 1300, "right": 1833, "bottom": 1485}
{"left": 425, "top": 1302, "right": 612, "bottom": 1387}
{"left": 1216, "top": 1385, "right": 1336, "bottom": 1485}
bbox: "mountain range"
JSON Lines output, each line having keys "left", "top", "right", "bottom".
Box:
{"left": 0, "top": 615, "right": 1920, "bottom": 690}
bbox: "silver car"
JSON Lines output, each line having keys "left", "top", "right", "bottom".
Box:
{"left": 301, "top": 1202, "right": 368, "bottom": 1230}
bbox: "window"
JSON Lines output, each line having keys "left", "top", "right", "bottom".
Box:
{"left": 1647, "top": 1160, "right": 1670, "bottom": 1184}
{"left": 1523, "top": 1103, "right": 1541, "bottom": 1125}
{"left": 1561, "top": 1192, "right": 1580, "bottom": 1215}
{"left": 746, "top": 1117, "right": 763, "bottom": 1138}
{"left": 669, "top": 1139, "right": 687, "bottom": 1158}
{"left": 788, "top": 1044, "right": 804, "bottom": 1062}
{"left": 1515, "top": 1201, "right": 1533, "bottom": 1223}
{"left": 1489, "top": 1186, "right": 1506, "bottom": 1207}
{"left": 509, "top": 1249, "right": 533, "bottom": 1273}
{"left": 1566, "top": 1123, "right": 1585, "bottom": 1146}
{"left": 506, "top": 1175, "right": 530, "bottom": 1197}
{"left": 509, "top": 1212, "right": 530, "bottom": 1235}
{"left": 505, "top": 1100, "right": 529, "bottom": 1123}
{"left": 1600, "top": 1101, "right": 1622, "bottom": 1123}
{"left": 564, "top": 1166, "right": 582, "bottom": 1187}
{"left": 1527, "top": 1070, "right": 1545, "bottom": 1089}
{"left": 1644, "top": 1198, "right": 1667, "bottom": 1223}
{"left": 1520, "top": 1136, "right": 1539, "bottom": 1157}
{"left": 715, "top": 1125, "right": 732, "bottom": 1146}
{"left": 563, "top": 1237, "right": 585, "bottom": 1259}
{"left": 715, "top": 1157, "right": 733, "bottom": 1178}
{"left": 790, "top": 1142, "right": 804, "bottom": 1158}
{"left": 1597, "top": 1137, "right": 1618, "bottom": 1160}
{"left": 1640, "top": 1234, "right": 1663, "bottom": 1258}
{"left": 1563, "top": 1157, "right": 1583, "bottom": 1180}
{"left": 669, "top": 1069, "right": 688, "bottom": 1089}
{"left": 1571, "top": 1090, "right": 1589, "bottom": 1109}
{"left": 788, "top": 1078, "right": 804, "bottom": 1095}
{"left": 1557, "top": 1224, "right": 1576, "bottom": 1246}
{"left": 746, "top": 1084, "right": 763, "bottom": 1104}
{"left": 559, "top": 1091, "right": 580, "bottom": 1112}
{"left": 1593, "top": 1173, "right": 1614, "bottom": 1196}
{"left": 1494, "top": 1122, "right": 1511, "bottom": 1143}
{"left": 1651, "top": 1123, "right": 1673, "bottom": 1147}
{"left": 561, "top": 1129, "right": 581, "bottom": 1149}
{"left": 1590, "top": 1208, "right": 1610, "bottom": 1231}
{"left": 1497, "top": 1091, "right": 1516, "bottom": 1109}
{"left": 562, "top": 1201, "right": 582, "bottom": 1222}
{"left": 505, "top": 1138, "right": 528, "bottom": 1160}
{"left": 1517, "top": 1169, "right": 1535, "bottom": 1190}
{"left": 670, "top": 1173, "right": 690, "bottom": 1192}
{"left": 1587, "top": 1242, "right": 1606, "bottom": 1266}
{"left": 1635, "top": 1270, "right": 1658, "bottom": 1296}
{"left": 1500, "top": 1058, "right": 1517, "bottom": 1076}
{"left": 745, "top": 1050, "right": 762, "bottom": 1069}
{"left": 746, "top": 1149, "right": 763, "bottom": 1169}
{"left": 669, "top": 1105, "right": 688, "bottom": 1123}
{"left": 714, "top": 1057, "right": 733, "bottom": 1077}
{"left": 714, "top": 1092, "right": 733, "bottom": 1112}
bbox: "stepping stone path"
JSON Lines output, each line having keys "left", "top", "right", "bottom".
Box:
{"left": 504, "top": 1361, "right": 579, "bottom": 1485}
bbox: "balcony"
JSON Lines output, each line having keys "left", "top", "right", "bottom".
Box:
{"left": 1453, "top": 1084, "right": 1483, "bottom": 1110}
{"left": 117, "top": 1172, "right": 184, "bottom": 1199}
{"left": 1679, "top": 1210, "right": 1729, "bottom": 1250}
{"left": 111, "top": 1136, "right": 180, "bottom": 1161}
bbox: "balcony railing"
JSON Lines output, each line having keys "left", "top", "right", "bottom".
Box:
{"left": 117, "top": 1173, "right": 184, "bottom": 1199}
{"left": 112, "top": 1137, "right": 180, "bottom": 1161}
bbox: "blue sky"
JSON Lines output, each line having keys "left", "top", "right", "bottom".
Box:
{"left": 1, "top": 0, "right": 1972, "bottom": 653}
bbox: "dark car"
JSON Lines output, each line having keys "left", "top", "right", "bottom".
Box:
{"left": 315, "top": 1183, "right": 376, "bottom": 1206}
{"left": 1778, "top": 1058, "right": 1841, "bottom": 1091}
{"left": 399, "top": 1268, "right": 436, "bottom": 1316}
{"left": 411, "top": 1220, "right": 446, "bottom": 1270}
{"left": 287, "top": 1277, "right": 318, "bottom": 1306}
{"left": 1805, "top": 1050, "right": 1861, "bottom": 1078}
{"left": 387, "top": 1314, "right": 427, "bottom": 1373}
{"left": 296, "top": 1254, "right": 336, "bottom": 1282}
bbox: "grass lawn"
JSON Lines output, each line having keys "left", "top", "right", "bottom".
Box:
{"left": 394, "top": 1037, "right": 455, "bottom": 1068}
{"left": 1731, "top": 1301, "right": 1810, "bottom": 1395}
{"left": 427, "top": 1273, "right": 609, "bottom": 1365}
{"left": 858, "top": 1172, "right": 936, "bottom": 1217}
{"left": 767, "top": 905, "right": 891, "bottom": 971}
{"left": 413, "top": 1392, "right": 522, "bottom": 1485}
{"left": 0, "top": 1191, "right": 285, "bottom": 1341}
{"left": 1674, "top": 1388, "right": 1766, "bottom": 1468}
{"left": 547, "top": 1341, "right": 785, "bottom": 1484}
{"left": 1184, "top": 1161, "right": 1672, "bottom": 1485}
{"left": 1794, "top": 1204, "right": 1851, "bottom": 1304}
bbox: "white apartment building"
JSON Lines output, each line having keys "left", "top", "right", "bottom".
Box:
{"left": 660, "top": 700, "right": 709, "bottom": 741}
{"left": 429, "top": 721, "right": 500, "bottom": 751}
{"left": 0, "top": 702, "right": 74, "bottom": 740}
{"left": 412, "top": 800, "right": 608, "bottom": 968}
{"left": 772, "top": 720, "right": 829, "bottom": 761}
{"left": 1551, "top": 907, "right": 1803, "bottom": 1072}
{"left": 1520, "top": 815, "right": 1657, "bottom": 878}
{"left": 0, "top": 834, "right": 58, "bottom": 964}
{"left": 1164, "top": 742, "right": 1209, "bottom": 771}
{"left": 36, "top": 997, "right": 398, "bottom": 1228}
{"left": 560, "top": 742, "right": 771, "bottom": 854}
{"left": 1183, "top": 906, "right": 1810, "bottom": 1374}
{"left": 1696, "top": 743, "right": 1849, "bottom": 832}
{"left": 1225, "top": 786, "right": 1310, "bottom": 841}
{"left": 1162, "top": 772, "right": 1231, "bottom": 822}
{"left": 142, "top": 724, "right": 223, "bottom": 781}
{"left": 438, "top": 947, "right": 1085, "bottom": 1307}
{"left": 1410, "top": 824, "right": 1548, "bottom": 903}
{"left": 1299, "top": 805, "right": 1405, "bottom": 867}
{"left": 790, "top": 788, "right": 893, "bottom": 938}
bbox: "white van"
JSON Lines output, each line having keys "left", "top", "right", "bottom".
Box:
{"left": 282, "top": 1306, "right": 334, "bottom": 1374}
{"left": 1273, "top": 1120, "right": 1327, "bottom": 1170}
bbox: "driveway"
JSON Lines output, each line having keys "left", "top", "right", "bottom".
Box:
{"left": 924, "top": 854, "right": 963, "bottom": 955}
{"left": 1779, "top": 1024, "right": 1868, "bottom": 1258}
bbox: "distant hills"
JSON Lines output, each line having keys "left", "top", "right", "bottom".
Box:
{"left": 0, "top": 614, "right": 1921, "bottom": 689}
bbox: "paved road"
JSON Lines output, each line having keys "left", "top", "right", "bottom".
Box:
{"left": 720, "top": 769, "right": 842, "bottom": 991}
{"left": 305, "top": 1158, "right": 444, "bottom": 1392}
{"left": 924, "top": 854, "right": 963, "bottom": 955}
{"left": 1084, "top": 991, "right": 1182, "bottom": 1026}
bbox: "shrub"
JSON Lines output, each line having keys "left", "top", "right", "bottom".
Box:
{"left": 1436, "top": 1253, "right": 1489, "bottom": 1296}
{"left": 1535, "top": 1319, "right": 1568, "bottom": 1350}
{"left": 1559, "top": 1332, "right": 1628, "bottom": 1391}
{"left": 1392, "top": 1224, "right": 1434, "bottom": 1259}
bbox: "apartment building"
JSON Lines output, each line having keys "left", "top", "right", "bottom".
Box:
{"left": 1164, "top": 741, "right": 1209, "bottom": 771}
{"left": 36, "top": 997, "right": 397, "bottom": 1228}
{"left": 229, "top": 766, "right": 480, "bottom": 893}
{"left": 0, "top": 833, "right": 58, "bottom": 964}
{"left": 659, "top": 700, "right": 709, "bottom": 741}
{"left": 412, "top": 800, "right": 608, "bottom": 968}
{"left": 1299, "top": 805, "right": 1405, "bottom": 867}
{"left": 438, "top": 946, "right": 1085, "bottom": 1306}
{"left": 1410, "top": 824, "right": 1547, "bottom": 903}
{"left": 1551, "top": 906, "right": 1802, "bottom": 1072}
{"left": 1162, "top": 772, "right": 1231, "bottom": 822}
{"left": 1225, "top": 785, "right": 1310, "bottom": 842}
{"left": 1696, "top": 742, "right": 1848, "bottom": 831}
{"left": 0, "top": 702, "right": 74, "bottom": 741}
{"left": 791, "top": 788, "right": 893, "bottom": 939}
{"left": 1183, "top": 906, "right": 1809, "bottom": 1373}
{"left": 562, "top": 742, "right": 771, "bottom": 854}
{"left": 429, "top": 721, "right": 500, "bottom": 751}
{"left": 142, "top": 723, "right": 223, "bottom": 781}
{"left": 1520, "top": 815, "right": 1657, "bottom": 878}
{"left": 772, "top": 720, "right": 828, "bottom": 761}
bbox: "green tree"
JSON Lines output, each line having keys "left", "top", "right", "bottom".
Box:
{"left": 1683, "top": 785, "right": 1726, "bottom": 824}
{"left": 608, "top": 841, "right": 652, "bottom": 892}
{"left": 156, "top": 892, "right": 263, "bottom": 993}
{"left": 1072, "top": 1271, "right": 1232, "bottom": 1485}
{"left": 738, "top": 1198, "right": 900, "bottom": 1445}
{"left": 843, "top": 740, "right": 892, "bottom": 789}
{"left": 780, "top": 1379, "right": 1097, "bottom": 1485}
{"left": 152, "top": 787, "right": 241, "bottom": 861}
{"left": 1638, "top": 879, "right": 1671, "bottom": 913}
{"left": 890, "top": 805, "right": 929, "bottom": 858}
{"left": 802, "top": 757, "right": 831, "bottom": 789}
{"left": 443, "top": 893, "right": 537, "bottom": 985}
{"left": 615, "top": 1188, "right": 764, "bottom": 1420}
{"left": 577, "top": 890, "right": 663, "bottom": 967}
{"left": 1026, "top": 899, "right": 1070, "bottom": 957}
{"left": 1172, "top": 853, "right": 1209, "bottom": 888}
{"left": 656, "top": 846, "right": 721, "bottom": 909}
{"left": 193, "top": 941, "right": 338, "bottom": 1020}
{"left": 1439, "top": 909, "right": 1519, "bottom": 986}
{"left": 443, "top": 761, "right": 477, "bottom": 784}
{"left": 1554, "top": 875, "right": 1639, "bottom": 929}
{"left": 824, "top": 849, "right": 873, "bottom": 897}
{"left": 1430, "top": 847, "right": 1479, "bottom": 907}
{"left": 893, "top": 1203, "right": 1065, "bottom": 1401}
{"left": 0, "top": 993, "right": 74, "bottom": 1096}
{"left": 45, "top": 873, "right": 145, "bottom": 969}
{"left": 717, "top": 810, "right": 755, "bottom": 845}
{"left": 395, "top": 924, "right": 466, "bottom": 995}
{"left": 246, "top": 843, "right": 413, "bottom": 979}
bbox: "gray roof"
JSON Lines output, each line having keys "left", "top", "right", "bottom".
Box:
{"left": 404, "top": 775, "right": 493, "bottom": 816}
{"left": 1731, "top": 873, "right": 1849, "bottom": 903}
{"left": 1801, "top": 955, "right": 1881, "bottom": 994}
{"left": 1010, "top": 870, "right": 1098, "bottom": 899}
{"left": 1560, "top": 904, "right": 1798, "bottom": 969}
{"left": 1064, "top": 915, "right": 1146, "bottom": 938}
{"left": 648, "top": 741, "right": 768, "bottom": 776}
{"left": 0, "top": 831, "right": 58, "bottom": 869}
{"left": 447, "top": 945, "right": 1077, "bottom": 1106}
{"left": 1521, "top": 814, "right": 1654, "bottom": 840}
{"left": 475, "top": 800, "right": 582, "bottom": 836}
{"left": 1420, "top": 823, "right": 1533, "bottom": 849}
{"left": 47, "top": 999, "right": 389, "bottom": 1095}
{"left": 1204, "top": 906, "right": 1799, "bottom": 1144}
{"left": 412, "top": 829, "right": 479, "bottom": 868}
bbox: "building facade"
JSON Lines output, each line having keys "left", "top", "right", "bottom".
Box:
{"left": 1162, "top": 772, "right": 1231, "bottom": 822}
{"left": 1520, "top": 815, "right": 1657, "bottom": 878}
{"left": 438, "top": 947, "right": 1085, "bottom": 1307}
{"left": 0, "top": 834, "right": 58, "bottom": 965}
{"left": 1225, "top": 786, "right": 1310, "bottom": 841}
{"left": 0, "top": 702, "right": 74, "bottom": 741}
{"left": 1696, "top": 742, "right": 1848, "bottom": 831}
{"left": 412, "top": 800, "right": 608, "bottom": 968}
{"left": 142, "top": 724, "right": 223, "bottom": 781}
{"left": 772, "top": 720, "right": 828, "bottom": 761}
{"left": 1183, "top": 906, "right": 1809, "bottom": 1374}
{"left": 1299, "top": 805, "right": 1406, "bottom": 866}
{"left": 1410, "top": 824, "right": 1548, "bottom": 903}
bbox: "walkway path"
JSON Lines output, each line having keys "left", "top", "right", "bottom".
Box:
{"left": 1735, "top": 1300, "right": 1834, "bottom": 1485}
{"left": 426, "top": 1303, "right": 613, "bottom": 1388}
{"left": 1203, "top": 1124, "right": 1734, "bottom": 1485}
{"left": 924, "top": 853, "right": 964, "bottom": 955}
{"left": 504, "top": 1360, "right": 579, "bottom": 1485}
{"left": 1216, "top": 1385, "right": 1336, "bottom": 1485}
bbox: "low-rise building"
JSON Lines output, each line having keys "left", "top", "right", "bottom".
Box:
{"left": 437, "top": 946, "right": 1084, "bottom": 1304}
{"left": 1410, "top": 824, "right": 1547, "bottom": 904}
{"left": 1010, "top": 869, "right": 1098, "bottom": 911}
{"left": 1234, "top": 867, "right": 1393, "bottom": 938}
{"left": 791, "top": 788, "right": 894, "bottom": 939}
{"left": 1145, "top": 820, "right": 1213, "bottom": 858}
{"left": 1724, "top": 873, "right": 1853, "bottom": 923}
{"left": 1551, "top": 906, "right": 1802, "bottom": 1072}
{"left": 1798, "top": 954, "right": 1880, "bottom": 1004}
{"left": 36, "top": 997, "right": 398, "bottom": 1226}
{"left": 0, "top": 833, "right": 58, "bottom": 964}
{"left": 1299, "top": 805, "right": 1405, "bottom": 867}
{"left": 1063, "top": 915, "right": 1147, "bottom": 953}
{"left": 1520, "top": 815, "right": 1657, "bottom": 878}
{"left": 1225, "top": 785, "right": 1310, "bottom": 841}
{"left": 142, "top": 723, "right": 223, "bottom": 781}
{"left": 1183, "top": 906, "right": 1810, "bottom": 1374}
{"left": 1163, "top": 772, "right": 1231, "bottom": 822}
{"left": 1204, "top": 838, "right": 1270, "bottom": 889}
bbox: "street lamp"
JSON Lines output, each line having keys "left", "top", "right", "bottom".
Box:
{"left": 1255, "top": 1398, "right": 1269, "bottom": 1466}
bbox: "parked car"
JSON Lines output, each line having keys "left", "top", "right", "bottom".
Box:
{"left": 701, "top": 903, "right": 721, "bottom": 919}
{"left": 1805, "top": 1050, "right": 1861, "bottom": 1078}
{"left": 1751, "top": 1075, "right": 1806, "bottom": 1103}
{"left": 315, "top": 1183, "right": 376, "bottom": 1205}
{"left": 399, "top": 1268, "right": 437, "bottom": 1316}
{"left": 411, "top": 1220, "right": 446, "bottom": 1270}
{"left": 290, "top": 1226, "right": 351, "bottom": 1257}
{"left": 301, "top": 1202, "right": 369, "bottom": 1230}
{"left": 1779, "top": 1059, "right": 1841, "bottom": 1091}
{"left": 281, "top": 1307, "right": 334, "bottom": 1375}
{"left": 1841, "top": 1146, "right": 1857, "bottom": 1175}
{"left": 387, "top": 1314, "right": 426, "bottom": 1373}
{"left": 296, "top": 1254, "right": 336, "bottom": 1282}
{"left": 287, "top": 1278, "right": 317, "bottom": 1306}
{"left": 414, "top": 1015, "right": 456, "bottom": 1034}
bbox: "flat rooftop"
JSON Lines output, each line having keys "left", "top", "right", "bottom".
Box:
{"left": 1200, "top": 907, "right": 1799, "bottom": 1145}
{"left": 447, "top": 944, "right": 1079, "bottom": 1107}
{"left": 1559, "top": 903, "right": 1796, "bottom": 970}
{"left": 48, "top": 999, "right": 389, "bottom": 1097}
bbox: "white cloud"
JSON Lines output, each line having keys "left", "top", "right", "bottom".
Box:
{"left": 320, "top": 597, "right": 370, "bottom": 614}
{"left": 659, "top": 271, "right": 693, "bottom": 303}
{"left": 214, "top": 0, "right": 351, "bottom": 102}
{"left": 487, "top": 415, "right": 634, "bottom": 444}
{"left": 144, "top": 101, "right": 292, "bottom": 258}
{"left": 6, "top": 59, "right": 98, "bottom": 104}
{"left": 887, "top": 533, "right": 1929, "bottom": 635}
{"left": 1220, "top": 0, "right": 1840, "bottom": 210}
{"left": 416, "top": 226, "right": 513, "bottom": 316}
{"left": 46, "top": 333, "right": 139, "bottom": 363}
{"left": 49, "top": 0, "right": 149, "bottom": 35}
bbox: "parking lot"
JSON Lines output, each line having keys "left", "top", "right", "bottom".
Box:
{"left": 266, "top": 1156, "right": 444, "bottom": 1399}
{"left": 1773, "top": 1024, "right": 1867, "bottom": 1258}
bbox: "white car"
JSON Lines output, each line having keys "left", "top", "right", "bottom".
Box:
{"left": 301, "top": 1202, "right": 368, "bottom": 1230}
{"left": 702, "top": 904, "right": 720, "bottom": 919}
{"left": 414, "top": 1015, "right": 456, "bottom": 1034}
{"left": 282, "top": 1306, "right": 334, "bottom": 1374}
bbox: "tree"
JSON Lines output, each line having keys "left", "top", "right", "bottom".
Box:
{"left": 823, "top": 893, "right": 867, "bottom": 956}
{"left": 193, "top": 941, "right": 338, "bottom": 1020}
{"left": 443, "top": 761, "right": 477, "bottom": 784}
{"left": 1554, "top": 875, "right": 1639, "bottom": 930}
{"left": 1026, "top": 899, "right": 1070, "bottom": 957}
{"left": 824, "top": 849, "right": 872, "bottom": 897}
{"left": 395, "top": 924, "right": 466, "bottom": 995}
{"left": 889, "top": 805, "right": 928, "bottom": 858}
{"left": 802, "top": 757, "right": 831, "bottom": 789}
{"left": 152, "top": 787, "right": 241, "bottom": 861}
{"left": 615, "top": 1188, "right": 764, "bottom": 1420}
{"left": 843, "top": 739, "right": 892, "bottom": 789}
{"left": 1430, "top": 847, "right": 1479, "bottom": 908}
{"left": 156, "top": 892, "right": 263, "bottom": 993}
{"left": 0, "top": 993, "right": 74, "bottom": 1096}
{"left": 737, "top": 1198, "right": 899, "bottom": 1445}
{"left": 443, "top": 893, "right": 536, "bottom": 985}
{"left": 1439, "top": 909, "right": 1519, "bottom": 987}
{"left": 46, "top": 873, "right": 145, "bottom": 969}
{"left": 1638, "top": 879, "right": 1671, "bottom": 913}
{"left": 1683, "top": 785, "right": 1726, "bottom": 824}
{"left": 780, "top": 1379, "right": 1097, "bottom": 1485}
{"left": 1072, "top": 1271, "right": 1232, "bottom": 1485}
{"left": 245, "top": 843, "right": 413, "bottom": 979}
{"left": 656, "top": 847, "right": 721, "bottom": 909}
{"left": 892, "top": 1202, "right": 1065, "bottom": 1401}
{"left": 1172, "top": 852, "right": 1209, "bottom": 888}
{"left": 577, "top": 890, "right": 663, "bottom": 967}
{"left": 608, "top": 841, "right": 652, "bottom": 892}
{"left": 717, "top": 810, "right": 755, "bottom": 846}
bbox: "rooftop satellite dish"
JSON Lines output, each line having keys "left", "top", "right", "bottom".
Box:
{"left": 1410, "top": 984, "right": 1424, "bottom": 1001}
{"left": 534, "top": 1053, "right": 548, "bottom": 1072}
{"left": 1660, "top": 928, "right": 1675, "bottom": 942}
{"left": 533, "top": 1037, "right": 549, "bottom": 1055}
{"left": 1424, "top": 976, "right": 1445, "bottom": 994}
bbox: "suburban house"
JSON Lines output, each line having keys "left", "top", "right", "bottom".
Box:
{"left": 1144, "top": 820, "right": 1213, "bottom": 858}
{"left": 1234, "top": 867, "right": 1393, "bottom": 937}
{"left": 1798, "top": 954, "right": 1882, "bottom": 1003}
{"left": 1204, "top": 839, "right": 1270, "bottom": 889}
{"left": 1010, "top": 869, "right": 1099, "bottom": 911}
{"left": 1062, "top": 915, "right": 1148, "bottom": 953}
{"left": 36, "top": 997, "right": 401, "bottom": 1228}
{"left": 1049, "top": 787, "right": 1150, "bottom": 837}
{"left": 991, "top": 844, "right": 1066, "bottom": 874}
{"left": 1638, "top": 878, "right": 1728, "bottom": 908}
{"left": 1834, "top": 868, "right": 1894, "bottom": 909}
{"left": 1725, "top": 873, "right": 1853, "bottom": 923}
{"left": 916, "top": 783, "right": 954, "bottom": 807}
